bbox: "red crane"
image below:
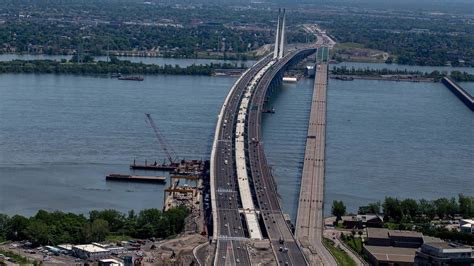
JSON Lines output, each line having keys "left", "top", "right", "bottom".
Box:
{"left": 145, "top": 113, "right": 178, "bottom": 164}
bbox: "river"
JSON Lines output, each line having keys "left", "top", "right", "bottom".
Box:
{"left": 0, "top": 60, "right": 472, "bottom": 218}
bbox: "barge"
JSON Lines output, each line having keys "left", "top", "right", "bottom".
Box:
{"left": 117, "top": 75, "right": 144, "bottom": 81}
{"left": 106, "top": 174, "right": 166, "bottom": 183}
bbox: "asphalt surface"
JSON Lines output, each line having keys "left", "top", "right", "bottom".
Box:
{"left": 294, "top": 61, "right": 336, "bottom": 266}
{"left": 213, "top": 56, "right": 272, "bottom": 265}
{"left": 246, "top": 50, "right": 313, "bottom": 266}
{"left": 212, "top": 48, "right": 317, "bottom": 265}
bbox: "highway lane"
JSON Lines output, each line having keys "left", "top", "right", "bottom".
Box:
{"left": 294, "top": 61, "right": 336, "bottom": 266}
{"left": 213, "top": 56, "right": 272, "bottom": 265}
{"left": 212, "top": 48, "right": 317, "bottom": 265}
{"left": 245, "top": 50, "right": 314, "bottom": 265}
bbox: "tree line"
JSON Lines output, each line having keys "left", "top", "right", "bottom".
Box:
{"left": 356, "top": 194, "right": 473, "bottom": 223}
{"left": 0, "top": 207, "right": 189, "bottom": 247}
{"left": 332, "top": 194, "right": 473, "bottom": 245}
{"left": 0, "top": 56, "right": 242, "bottom": 76}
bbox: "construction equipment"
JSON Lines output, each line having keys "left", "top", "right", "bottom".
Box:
{"left": 145, "top": 113, "right": 178, "bottom": 164}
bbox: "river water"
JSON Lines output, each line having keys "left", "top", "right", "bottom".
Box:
{"left": 0, "top": 74, "right": 235, "bottom": 215}
{"left": 0, "top": 61, "right": 472, "bottom": 218}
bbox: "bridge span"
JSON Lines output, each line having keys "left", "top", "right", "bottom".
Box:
{"left": 210, "top": 47, "right": 317, "bottom": 265}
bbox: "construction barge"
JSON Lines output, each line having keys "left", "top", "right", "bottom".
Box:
{"left": 106, "top": 174, "right": 166, "bottom": 183}
{"left": 130, "top": 162, "right": 178, "bottom": 171}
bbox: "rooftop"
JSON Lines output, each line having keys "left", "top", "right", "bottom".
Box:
{"left": 365, "top": 245, "right": 417, "bottom": 263}
{"left": 423, "top": 236, "right": 443, "bottom": 243}
{"left": 57, "top": 244, "right": 73, "bottom": 250}
{"left": 367, "top": 227, "right": 389, "bottom": 239}
{"left": 389, "top": 230, "right": 423, "bottom": 238}
{"left": 424, "top": 242, "right": 472, "bottom": 251}
{"left": 73, "top": 244, "right": 108, "bottom": 253}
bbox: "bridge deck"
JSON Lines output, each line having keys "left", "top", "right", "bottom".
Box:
{"left": 247, "top": 50, "right": 312, "bottom": 265}
{"left": 211, "top": 48, "right": 316, "bottom": 265}
{"left": 295, "top": 63, "right": 336, "bottom": 265}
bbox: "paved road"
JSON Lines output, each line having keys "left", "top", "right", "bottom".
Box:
{"left": 246, "top": 49, "right": 315, "bottom": 266}
{"left": 211, "top": 48, "right": 318, "bottom": 265}
{"left": 212, "top": 56, "right": 272, "bottom": 265}
{"left": 294, "top": 61, "right": 337, "bottom": 266}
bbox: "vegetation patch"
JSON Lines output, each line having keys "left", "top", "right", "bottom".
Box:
{"left": 323, "top": 238, "right": 357, "bottom": 266}
{"left": 0, "top": 206, "right": 189, "bottom": 247}
{"left": 0, "top": 249, "right": 37, "bottom": 265}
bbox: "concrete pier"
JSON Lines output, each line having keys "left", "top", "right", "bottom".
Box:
{"left": 295, "top": 62, "right": 336, "bottom": 265}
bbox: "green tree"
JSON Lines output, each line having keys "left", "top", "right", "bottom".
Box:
{"left": 25, "top": 220, "right": 49, "bottom": 246}
{"left": 358, "top": 202, "right": 381, "bottom": 214}
{"left": 91, "top": 219, "right": 109, "bottom": 242}
{"left": 332, "top": 201, "right": 346, "bottom": 222}
{"left": 0, "top": 214, "right": 9, "bottom": 241}
{"left": 6, "top": 215, "right": 30, "bottom": 240}
{"left": 434, "top": 198, "right": 450, "bottom": 219}
{"left": 458, "top": 194, "right": 473, "bottom": 218}
{"left": 89, "top": 209, "right": 125, "bottom": 232}
{"left": 419, "top": 199, "right": 436, "bottom": 220}
{"left": 401, "top": 199, "right": 418, "bottom": 219}
{"left": 383, "top": 197, "right": 402, "bottom": 223}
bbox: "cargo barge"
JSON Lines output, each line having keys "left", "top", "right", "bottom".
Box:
{"left": 117, "top": 75, "right": 144, "bottom": 81}
{"left": 130, "top": 163, "right": 178, "bottom": 171}
{"left": 106, "top": 174, "right": 166, "bottom": 183}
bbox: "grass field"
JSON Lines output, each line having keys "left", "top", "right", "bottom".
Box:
{"left": 323, "top": 238, "right": 357, "bottom": 266}
{"left": 344, "top": 236, "right": 364, "bottom": 254}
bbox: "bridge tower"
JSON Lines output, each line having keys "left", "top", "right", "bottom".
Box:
{"left": 273, "top": 8, "right": 286, "bottom": 59}
{"left": 278, "top": 9, "right": 286, "bottom": 59}
{"left": 273, "top": 9, "right": 281, "bottom": 59}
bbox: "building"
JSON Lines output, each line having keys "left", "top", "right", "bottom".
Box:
{"left": 366, "top": 228, "right": 391, "bottom": 246}
{"left": 389, "top": 230, "right": 424, "bottom": 248}
{"left": 460, "top": 219, "right": 474, "bottom": 234}
{"left": 415, "top": 242, "right": 474, "bottom": 265}
{"left": 365, "top": 245, "right": 417, "bottom": 266}
{"left": 73, "top": 244, "right": 110, "bottom": 260}
{"left": 99, "top": 258, "right": 124, "bottom": 266}
{"left": 366, "top": 228, "right": 423, "bottom": 248}
{"left": 343, "top": 214, "right": 384, "bottom": 229}
{"left": 365, "top": 228, "right": 425, "bottom": 266}
{"left": 57, "top": 244, "right": 74, "bottom": 255}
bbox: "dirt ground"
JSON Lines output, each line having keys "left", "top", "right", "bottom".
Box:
{"left": 142, "top": 233, "right": 207, "bottom": 265}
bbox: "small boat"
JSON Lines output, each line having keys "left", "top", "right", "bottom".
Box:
{"left": 117, "top": 75, "right": 144, "bottom": 81}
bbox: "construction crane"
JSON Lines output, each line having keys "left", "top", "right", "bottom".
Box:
{"left": 145, "top": 113, "right": 178, "bottom": 164}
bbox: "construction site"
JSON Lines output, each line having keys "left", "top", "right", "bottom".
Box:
{"left": 103, "top": 113, "right": 213, "bottom": 264}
